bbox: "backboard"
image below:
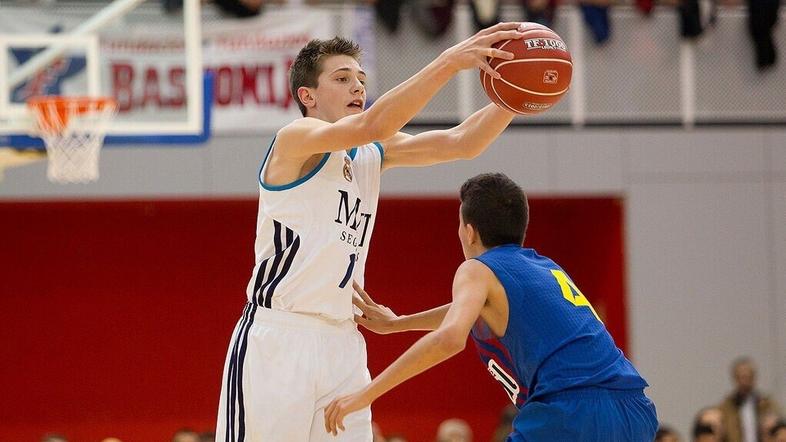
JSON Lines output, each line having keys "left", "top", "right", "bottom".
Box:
{"left": 0, "top": 0, "right": 210, "bottom": 149}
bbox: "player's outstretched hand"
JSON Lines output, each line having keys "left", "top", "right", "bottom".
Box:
{"left": 440, "top": 22, "right": 527, "bottom": 80}
{"left": 324, "top": 390, "right": 372, "bottom": 436}
{"left": 352, "top": 281, "right": 399, "bottom": 334}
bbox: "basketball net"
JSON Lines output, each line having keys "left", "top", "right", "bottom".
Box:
{"left": 28, "top": 96, "right": 116, "bottom": 184}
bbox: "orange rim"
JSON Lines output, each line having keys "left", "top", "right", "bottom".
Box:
{"left": 27, "top": 96, "right": 116, "bottom": 134}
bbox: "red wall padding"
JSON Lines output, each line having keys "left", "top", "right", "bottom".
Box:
{"left": 0, "top": 197, "right": 625, "bottom": 442}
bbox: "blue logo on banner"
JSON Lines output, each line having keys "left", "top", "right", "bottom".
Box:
{"left": 10, "top": 27, "right": 86, "bottom": 103}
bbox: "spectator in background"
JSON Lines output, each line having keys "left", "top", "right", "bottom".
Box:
{"left": 747, "top": 0, "right": 781, "bottom": 69}
{"left": 770, "top": 421, "right": 786, "bottom": 442}
{"left": 387, "top": 434, "right": 408, "bottom": 442}
{"left": 100, "top": 438, "right": 123, "bottom": 442}
{"left": 172, "top": 428, "right": 199, "bottom": 442}
{"left": 656, "top": 424, "right": 682, "bottom": 442}
{"left": 372, "top": 421, "right": 387, "bottom": 442}
{"left": 490, "top": 404, "right": 517, "bottom": 442}
{"left": 694, "top": 423, "right": 721, "bottom": 442}
{"left": 41, "top": 434, "right": 67, "bottom": 442}
{"left": 720, "top": 357, "right": 783, "bottom": 442}
{"left": 198, "top": 431, "right": 215, "bottom": 442}
{"left": 694, "top": 406, "right": 726, "bottom": 440}
{"left": 436, "top": 418, "right": 472, "bottom": 442}
{"left": 164, "top": 0, "right": 263, "bottom": 17}
{"left": 762, "top": 412, "right": 783, "bottom": 442}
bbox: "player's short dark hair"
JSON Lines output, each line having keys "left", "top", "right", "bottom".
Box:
{"left": 289, "top": 37, "right": 361, "bottom": 116}
{"left": 460, "top": 173, "right": 528, "bottom": 248}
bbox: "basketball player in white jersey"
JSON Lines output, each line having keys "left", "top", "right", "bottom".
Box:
{"left": 216, "top": 22, "right": 527, "bottom": 442}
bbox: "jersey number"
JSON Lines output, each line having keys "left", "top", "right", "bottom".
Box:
{"left": 550, "top": 269, "right": 602, "bottom": 322}
{"left": 487, "top": 359, "right": 520, "bottom": 404}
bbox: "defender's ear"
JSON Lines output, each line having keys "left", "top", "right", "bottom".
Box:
{"left": 466, "top": 222, "right": 481, "bottom": 246}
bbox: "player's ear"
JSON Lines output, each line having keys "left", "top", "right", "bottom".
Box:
{"left": 466, "top": 223, "right": 480, "bottom": 246}
{"left": 298, "top": 86, "right": 316, "bottom": 109}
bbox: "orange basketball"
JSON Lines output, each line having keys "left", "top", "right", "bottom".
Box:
{"left": 481, "top": 23, "right": 572, "bottom": 115}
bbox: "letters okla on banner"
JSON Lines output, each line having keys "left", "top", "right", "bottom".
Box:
{"left": 101, "top": 9, "right": 334, "bottom": 134}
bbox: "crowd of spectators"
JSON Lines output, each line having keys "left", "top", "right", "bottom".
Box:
{"left": 39, "top": 356, "right": 783, "bottom": 442}
{"left": 157, "top": 0, "right": 782, "bottom": 70}
{"left": 656, "top": 357, "right": 784, "bottom": 442}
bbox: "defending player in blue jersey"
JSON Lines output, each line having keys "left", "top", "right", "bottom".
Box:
{"left": 324, "top": 172, "right": 658, "bottom": 441}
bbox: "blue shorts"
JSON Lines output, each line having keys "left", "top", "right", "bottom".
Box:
{"left": 508, "top": 388, "right": 658, "bottom": 442}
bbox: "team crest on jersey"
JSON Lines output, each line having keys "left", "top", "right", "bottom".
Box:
{"left": 343, "top": 156, "right": 353, "bottom": 182}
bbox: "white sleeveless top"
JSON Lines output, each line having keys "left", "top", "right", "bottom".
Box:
{"left": 245, "top": 137, "right": 383, "bottom": 322}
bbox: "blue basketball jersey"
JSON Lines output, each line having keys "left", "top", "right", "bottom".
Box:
{"left": 470, "top": 245, "right": 648, "bottom": 407}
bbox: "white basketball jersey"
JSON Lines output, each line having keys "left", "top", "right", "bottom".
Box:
{"left": 245, "top": 138, "right": 383, "bottom": 322}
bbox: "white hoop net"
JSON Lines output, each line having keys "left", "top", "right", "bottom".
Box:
{"left": 28, "top": 97, "right": 117, "bottom": 184}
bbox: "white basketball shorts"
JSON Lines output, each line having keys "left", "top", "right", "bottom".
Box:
{"left": 216, "top": 303, "right": 373, "bottom": 441}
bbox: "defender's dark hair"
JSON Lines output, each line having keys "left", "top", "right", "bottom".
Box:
{"left": 459, "top": 173, "right": 528, "bottom": 248}
{"left": 289, "top": 37, "right": 361, "bottom": 116}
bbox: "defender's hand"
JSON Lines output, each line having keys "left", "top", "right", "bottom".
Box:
{"left": 439, "top": 22, "right": 526, "bottom": 79}
{"left": 324, "top": 390, "right": 373, "bottom": 436}
{"left": 352, "top": 281, "right": 399, "bottom": 334}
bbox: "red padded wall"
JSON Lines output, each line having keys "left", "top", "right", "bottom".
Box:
{"left": 0, "top": 197, "right": 625, "bottom": 442}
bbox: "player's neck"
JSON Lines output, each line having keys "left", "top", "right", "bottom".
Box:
{"left": 305, "top": 109, "right": 339, "bottom": 124}
{"left": 467, "top": 244, "right": 489, "bottom": 258}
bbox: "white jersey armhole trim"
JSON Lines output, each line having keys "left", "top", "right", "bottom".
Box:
{"left": 372, "top": 141, "right": 384, "bottom": 166}
{"left": 258, "top": 135, "right": 331, "bottom": 191}
{"left": 348, "top": 142, "right": 384, "bottom": 169}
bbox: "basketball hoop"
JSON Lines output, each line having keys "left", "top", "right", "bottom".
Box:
{"left": 27, "top": 96, "right": 117, "bottom": 183}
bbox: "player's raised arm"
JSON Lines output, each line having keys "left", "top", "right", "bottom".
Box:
{"left": 276, "top": 23, "right": 526, "bottom": 159}
{"left": 379, "top": 102, "right": 516, "bottom": 171}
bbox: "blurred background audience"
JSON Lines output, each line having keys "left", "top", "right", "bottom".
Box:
{"left": 436, "top": 418, "right": 473, "bottom": 442}
{"left": 720, "top": 357, "right": 782, "bottom": 442}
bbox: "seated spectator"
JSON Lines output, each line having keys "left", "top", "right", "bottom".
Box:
{"left": 656, "top": 424, "right": 682, "bottom": 442}
{"left": 436, "top": 418, "right": 472, "bottom": 442}
{"left": 762, "top": 412, "right": 783, "bottom": 442}
{"left": 694, "top": 406, "right": 725, "bottom": 440}
{"left": 198, "top": 432, "right": 215, "bottom": 442}
{"left": 164, "top": 0, "right": 262, "bottom": 17}
{"left": 720, "top": 357, "right": 783, "bottom": 442}
{"left": 372, "top": 421, "right": 387, "bottom": 442}
{"left": 100, "top": 438, "right": 123, "bottom": 442}
{"left": 41, "top": 434, "right": 67, "bottom": 442}
{"left": 770, "top": 421, "right": 786, "bottom": 442}
{"left": 387, "top": 434, "right": 408, "bottom": 442}
{"left": 172, "top": 428, "right": 199, "bottom": 442}
{"left": 491, "top": 404, "right": 518, "bottom": 442}
{"left": 693, "top": 424, "right": 721, "bottom": 442}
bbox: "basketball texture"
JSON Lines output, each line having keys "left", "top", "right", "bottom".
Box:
{"left": 481, "top": 23, "right": 572, "bottom": 115}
